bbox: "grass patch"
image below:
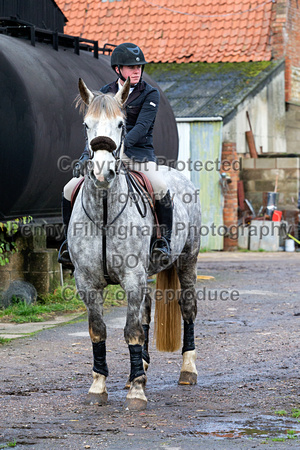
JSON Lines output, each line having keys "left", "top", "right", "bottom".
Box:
{"left": 0, "top": 278, "right": 127, "bottom": 324}
{"left": 0, "top": 337, "right": 12, "bottom": 345}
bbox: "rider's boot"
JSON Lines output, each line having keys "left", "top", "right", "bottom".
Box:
{"left": 57, "top": 194, "right": 73, "bottom": 269}
{"left": 151, "top": 190, "right": 173, "bottom": 265}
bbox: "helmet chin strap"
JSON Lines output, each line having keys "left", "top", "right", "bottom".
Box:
{"left": 117, "top": 65, "right": 144, "bottom": 86}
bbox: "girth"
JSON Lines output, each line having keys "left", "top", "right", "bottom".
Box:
{"left": 71, "top": 171, "right": 161, "bottom": 284}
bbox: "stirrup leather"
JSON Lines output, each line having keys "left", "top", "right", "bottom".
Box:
{"left": 58, "top": 239, "right": 74, "bottom": 268}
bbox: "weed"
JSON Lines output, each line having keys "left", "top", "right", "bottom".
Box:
{"left": 291, "top": 409, "right": 300, "bottom": 419}
{"left": 274, "top": 410, "right": 287, "bottom": 416}
{"left": 0, "top": 441, "right": 17, "bottom": 449}
{"left": 286, "top": 430, "right": 297, "bottom": 439}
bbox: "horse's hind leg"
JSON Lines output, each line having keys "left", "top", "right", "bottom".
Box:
{"left": 176, "top": 251, "right": 198, "bottom": 385}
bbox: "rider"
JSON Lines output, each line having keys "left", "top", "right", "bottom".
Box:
{"left": 58, "top": 42, "right": 173, "bottom": 266}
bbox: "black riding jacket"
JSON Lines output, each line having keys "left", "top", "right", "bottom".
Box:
{"left": 80, "top": 79, "right": 160, "bottom": 163}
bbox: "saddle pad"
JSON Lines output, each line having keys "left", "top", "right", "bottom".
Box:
{"left": 71, "top": 178, "right": 84, "bottom": 208}
{"left": 129, "top": 170, "right": 155, "bottom": 205}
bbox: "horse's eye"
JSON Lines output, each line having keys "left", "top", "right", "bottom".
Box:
{"left": 83, "top": 122, "right": 89, "bottom": 130}
{"left": 118, "top": 121, "right": 123, "bottom": 129}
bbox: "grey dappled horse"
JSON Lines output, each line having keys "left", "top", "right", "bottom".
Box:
{"left": 68, "top": 78, "right": 201, "bottom": 410}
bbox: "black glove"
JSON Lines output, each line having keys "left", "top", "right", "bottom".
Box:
{"left": 73, "top": 155, "right": 90, "bottom": 178}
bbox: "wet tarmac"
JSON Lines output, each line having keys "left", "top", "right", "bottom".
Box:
{"left": 0, "top": 252, "right": 300, "bottom": 449}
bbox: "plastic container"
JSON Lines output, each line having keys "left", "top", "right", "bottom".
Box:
{"left": 285, "top": 239, "right": 295, "bottom": 252}
{"left": 272, "top": 210, "right": 282, "bottom": 221}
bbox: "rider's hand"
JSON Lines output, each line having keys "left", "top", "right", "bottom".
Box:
{"left": 73, "top": 158, "right": 89, "bottom": 178}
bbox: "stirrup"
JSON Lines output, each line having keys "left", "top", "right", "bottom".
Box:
{"left": 150, "top": 237, "right": 171, "bottom": 265}
{"left": 58, "top": 239, "right": 74, "bottom": 269}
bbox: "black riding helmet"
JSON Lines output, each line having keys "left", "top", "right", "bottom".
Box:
{"left": 111, "top": 42, "right": 148, "bottom": 83}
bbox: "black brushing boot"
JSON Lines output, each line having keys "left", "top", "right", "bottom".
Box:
{"left": 57, "top": 194, "right": 74, "bottom": 269}
{"left": 151, "top": 190, "right": 173, "bottom": 265}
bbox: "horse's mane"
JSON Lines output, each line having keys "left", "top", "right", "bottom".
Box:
{"left": 75, "top": 91, "right": 125, "bottom": 120}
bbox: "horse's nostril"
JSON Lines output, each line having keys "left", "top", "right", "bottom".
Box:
{"left": 106, "top": 170, "right": 116, "bottom": 183}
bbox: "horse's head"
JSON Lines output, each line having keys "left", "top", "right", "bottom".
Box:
{"left": 78, "top": 77, "right": 130, "bottom": 188}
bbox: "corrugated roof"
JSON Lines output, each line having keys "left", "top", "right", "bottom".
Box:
{"left": 55, "top": 0, "right": 274, "bottom": 63}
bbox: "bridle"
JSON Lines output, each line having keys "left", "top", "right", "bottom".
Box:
{"left": 80, "top": 123, "right": 150, "bottom": 283}
{"left": 84, "top": 122, "right": 126, "bottom": 174}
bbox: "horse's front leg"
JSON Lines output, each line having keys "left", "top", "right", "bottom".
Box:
{"left": 76, "top": 275, "right": 108, "bottom": 405}
{"left": 125, "top": 291, "right": 152, "bottom": 389}
{"left": 123, "top": 274, "right": 148, "bottom": 410}
{"left": 177, "top": 254, "right": 198, "bottom": 385}
{"left": 141, "top": 292, "right": 151, "bottom": 371}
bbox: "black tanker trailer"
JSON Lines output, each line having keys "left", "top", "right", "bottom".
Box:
{"left": 0, "top": 33, "right": 178, "bottom": 220}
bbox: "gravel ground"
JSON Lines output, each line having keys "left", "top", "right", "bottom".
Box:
{"left": 0, "top": 252, "right": 300, "bottom": 449}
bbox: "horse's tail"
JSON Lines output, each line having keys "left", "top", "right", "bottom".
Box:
{"left": 154, "top": 264, "right": 182, "bottom": 352}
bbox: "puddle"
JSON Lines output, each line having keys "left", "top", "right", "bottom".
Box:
{"left": 202, "top": 318, "right": 247, "bottom": 326}
{"left": 180, "top": 415, "right": 300, "bottom": 441}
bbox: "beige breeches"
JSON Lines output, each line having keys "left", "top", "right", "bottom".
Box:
{"left": 63, "top": 158, "right": 168, "bottom": 202}
{"left": 64, "top": 176, "right": 84, "bottom": 201}
{"left": 122, "top": 157, "right": 167, "bottom": 200}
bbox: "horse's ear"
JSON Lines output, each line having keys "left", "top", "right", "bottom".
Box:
{"left": 115, "top": 77, "right": 131, "bottom": 106}
{"left": 78, "top": 78, "right": 94, "bottom": 105}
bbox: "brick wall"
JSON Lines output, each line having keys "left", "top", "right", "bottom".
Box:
{"left": 271, "top": 0, "right": 300, "bottom": 103}
{"left": 287, "top": 1, "right": 300, "bottom": 104}
{"left": 222, "top": 142, "right": 239, "bottom": 251}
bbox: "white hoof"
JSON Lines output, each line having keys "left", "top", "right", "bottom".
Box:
{"left": 86, "top": 371, "right": 108, "bottom": 404}
{"left": 179, "top": 350, "right": 197, "bottom": 385}
{"left": 125, "top": 375, "right": 147, "bottom": 409}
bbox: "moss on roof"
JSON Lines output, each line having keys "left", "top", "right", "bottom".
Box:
{"left": 145, "top": 60, "right": 284, "bottom": 120}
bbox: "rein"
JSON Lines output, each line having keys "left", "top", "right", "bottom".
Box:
{"left": 81, "top": 162, "right": 154, "bottom": 284}
{"left": 80, "top": 124, "right": 157, "bottom": 284}
{"left": 81, "top": 182, "right": 129, "bottom": 284}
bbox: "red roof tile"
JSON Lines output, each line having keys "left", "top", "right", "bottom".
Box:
{"left": 56, "top": 0, "right": 274, "bottom": 63}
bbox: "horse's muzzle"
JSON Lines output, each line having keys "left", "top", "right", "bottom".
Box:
{"left": 90, "top": 167, "right": 116, "bottom": 188}
{"left": 90, "top": 136, "right": 117, "bottom": 153}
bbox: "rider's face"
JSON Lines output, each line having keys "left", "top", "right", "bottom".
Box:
{"left": 117, "top": 65, "right": 142, "bottom": 85}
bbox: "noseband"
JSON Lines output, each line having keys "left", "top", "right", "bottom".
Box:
{"left": 88, "top": 124, "right": 126, "bottom": 174}
{"left": 90, "top": 136, "right": 117, "bottom": 152}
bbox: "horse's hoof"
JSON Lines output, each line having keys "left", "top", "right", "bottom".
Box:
{"left": 85, "top": 392, "right": 108, "bottom": 406}
{"left": 124, "top": 398, "right": 147, "bottom": 411}
{"left": 178, "top": 371, "right": 197, "bottom": 385}
{"left": 124, "top": 378, "right": 131, "bottom": 389}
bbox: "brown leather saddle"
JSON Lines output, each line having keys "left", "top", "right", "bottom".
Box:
{"left": 70, "top": 171, "right": 160, "bottom": 237}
